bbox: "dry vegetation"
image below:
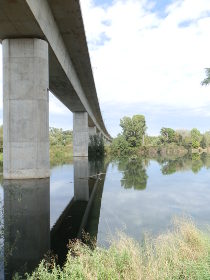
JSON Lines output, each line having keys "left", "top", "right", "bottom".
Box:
{"left": 17, "top": 218, "right": 210, "bottom": 280}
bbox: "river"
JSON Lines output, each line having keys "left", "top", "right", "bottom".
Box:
{"left": 1, "top": 153, "right": 210, "bottom": 279}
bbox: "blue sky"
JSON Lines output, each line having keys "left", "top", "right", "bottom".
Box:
{"left": 1, "top": 0, "right": 210, "bottom": 136}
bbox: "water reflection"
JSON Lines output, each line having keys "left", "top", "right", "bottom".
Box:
{"left": 118, "top": 158, "right": 148, "bottom": 190}
{"left": 3, "top": 158, "right": 107, "bottom": 277}
{"left": 4, "top": 153, "right": 210, "bottom": 277}
{"left": 158, "top": 153, "right": 210, "bottom": 175}
{"left": 50, "top": 158, "right": 107, "bottom": 265}
{"left": 3, "top": 179, "right": 50, "bottom": 279}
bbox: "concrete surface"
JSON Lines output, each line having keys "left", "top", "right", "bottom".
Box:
{"left": 3, "top": 39, "right": 50, "bottom": 179}
{"left": 74, "top": 157, "right": 89, "bottom": 201}
{"left": 3, "top": 178, "right": 50, "bottom": 279}
{"left": 89, "top": 126, "right": 97, "bottom": 137}
{"left": 0, "top": 0, "right": 111, "bottom": 140}
{"left": 73, "top": 112, "right": 89, "bottom": 157}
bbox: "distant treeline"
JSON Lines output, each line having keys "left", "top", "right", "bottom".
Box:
{"left": 49, "top": 127, "right": 73, "bottom": 165}
{"left": 49, "top": 127, "right": 73, "bottom": 147}
{"left": 110, "top": 115, "right": 210, "bottom": 157}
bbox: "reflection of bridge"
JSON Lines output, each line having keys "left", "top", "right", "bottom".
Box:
{"left": 51, "top": 158, "right": 107, "bottom": 265}
{"left": 0, "top": 1, "right": 111, "bottom": 179}
{"left": 3, "top": 159, "right": 107, "bottom": 279}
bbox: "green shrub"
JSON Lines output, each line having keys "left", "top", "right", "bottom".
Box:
{"left": 88, "top": 134, "right": 105, "bottom": 158}
{"left": 18, "top": 218, "right": 210, "bottom": 280}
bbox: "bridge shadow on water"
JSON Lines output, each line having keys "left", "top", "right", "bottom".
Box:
{"left": 3, "top": 158, "right": 107, "bottom": 279}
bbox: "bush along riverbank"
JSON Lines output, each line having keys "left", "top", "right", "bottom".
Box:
{"left": 16, "top": 218, "right": 210, "bottom": 280}
{"left": 109, "top": 114, "right": 210, "bottom": 158}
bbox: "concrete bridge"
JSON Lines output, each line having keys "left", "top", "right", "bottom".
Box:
{"left": 0, "top": 0, "right": 111, "bottom": 179}
{"left": 3, "top": 159, "right": 107, "bottom": 278}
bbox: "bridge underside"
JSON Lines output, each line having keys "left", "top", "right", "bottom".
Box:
{"left": 0, "top": 0, "right": 111, "bottom": 179}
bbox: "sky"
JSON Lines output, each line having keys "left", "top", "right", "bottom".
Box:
{"left": 1, "top": 0, "right": 210, "bottom": 136}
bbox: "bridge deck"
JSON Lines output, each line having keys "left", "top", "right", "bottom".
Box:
{"left": 0, "top": 0, "right": 110, "bottom": 139}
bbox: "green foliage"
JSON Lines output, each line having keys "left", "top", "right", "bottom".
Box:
{"left": 191, "top": 139, "right": 200, "bottom": 149}
{"left": 110, "top": 135, "right": 131, "bottom": 156}
{"left": 157, "top": 153, "right": 210, "bottom": 175}
{"left": 88, "top": 134, "right": 105, "bottom": 158}
{"left": 182, "top": 136, "right": 192, "bottom": 149}
{"left": 191, "top": 153, "right": 203, "bottom": 173}
{"left": 191, "top": 128, "right": 201, "bottom": 149}
{"left": 204, "top": 131, "right": 210, "bottom": 146}
{"left": 49, "top": 127, "right": 73, "bottom": 166}
{"left": 144, "top": 135, "right": 160, "bottom": 146}
{"left": 160, "top": 127, "right": 176, "bottom": 144}
{"left": 161, "top": 159, "right": 182, "bottom": 175}
{"left": 109, "top": 113, "right": 210, "bottom": 157}
{"left": 50, "top": 127, "right": 73, "bottom": 147}
{"left": 201, "top": 68, "right": 210, "bottom": 86}
{"left": 118, "top": 158, "right": 148, "bottom": 190}
{"left": 110, "top": 115, "right": 147, "bottom": 156}
{"left": 200, "top": 136, "right": 207, "bottom": 149}
{"left": 120, "top": 115, "right": 146, "bottom": 148}
{"left": 17, "top": 219, "right": 210, "bottom": 280}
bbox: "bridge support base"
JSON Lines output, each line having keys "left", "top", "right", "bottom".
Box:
{"left": 3, "top": 38, "right": 50, "bottom": 179}
{"left": 73, "top": 112, "right": 89, "bottom": 157}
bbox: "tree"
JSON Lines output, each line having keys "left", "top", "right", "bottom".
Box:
{"left": 160, "top": 127, "right": 175, "bottom": 143}
{"left": 118, "top": 158, "right": 148, "bottom": 190}
{"left": 200, "top": 136, "right": 207, "bottom": 149}
{"left": 110, "top": 134, "right": 130, "bottom": 156}
{"left": 204, "top": 131, "right": 210, "bottom": 146}
{"left": 191, "top": 128, "right": 201, "bottom": 149}
{"left": 191, "top": 153, "right": 203, "bottom": 173}
{"left": 89, "top": 134, "right": 105, "bottom": 158}
{"left": 174, "top": 132, "right": 183, "bottom": 146}
{"left": 120, "top": 115, "right": 147, "bottom": 148}
{"left": 49, "top": 127, "right": 73, "bottom": 146}
{"left": 201, "top": 68, "right": 210, "bottom": 86}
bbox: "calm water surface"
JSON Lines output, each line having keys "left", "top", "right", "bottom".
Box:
{"left": 2, "top": 154, "right": 210, "bottom": 278}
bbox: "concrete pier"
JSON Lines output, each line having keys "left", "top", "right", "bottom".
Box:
{"left": 89, "top": 126, "right": 97, "bottom": 137}
{"left": 3, "top": 39, "right": 49, "bottom": 179}
{"left": 73, "top": 112, "right": 89, "bottom": 157}
{"left": 74, "top": 157, "right": 89, "bottom": 201}
{"left": 3, "top": 178, "right": 50, "bottom": 279}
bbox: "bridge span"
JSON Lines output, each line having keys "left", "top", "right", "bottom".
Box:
{"left": 0, "top": 0, "right": 111, "bottom": 179}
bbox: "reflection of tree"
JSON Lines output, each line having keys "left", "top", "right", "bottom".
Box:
{"left": 118, "top": 159, "right": 148, "bottom": 190}
{"left": 161, "top": 158, "right": 187, "bottom": 175}
{"left": 159, "top": 154, "right": 205, "bottom": 175}
{"left": 191, "top": 153, "right": 203, "bottom": 174}
{"left": 89, "top": 159, "right": 105, "bottom": 176}
{"left": 201, "top": 153, "right": 210, "bottom": 169}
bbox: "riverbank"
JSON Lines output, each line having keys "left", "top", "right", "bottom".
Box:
{"left": 19, "top": 219, "right": 210, "bottom": 280}
{"left": 138, "top": 144, "right": 188, "bottom": 158}
{"left": 50, "top": 145, "right": 73, "bottom": 166}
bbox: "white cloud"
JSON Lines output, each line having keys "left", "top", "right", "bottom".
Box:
{"left": 49, "top": 93, "right": 70, "bottom": 115}
{"left": 1, "top": 1, "right": 210, "bottom": 135}
{"left": 81, "top": 0, "right": 210, "bottom": 111}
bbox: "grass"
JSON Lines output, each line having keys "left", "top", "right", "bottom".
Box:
{"left": 50, "top": 145, "right": 73, "bottom": 166}
{"left": 0, "top": 146, "right": 73, "bottom": 168}
{"left": 16, "top": 218, "right": 210, "bottom": 280}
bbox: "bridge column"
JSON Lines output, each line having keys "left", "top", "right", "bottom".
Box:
{"left": 74, "top": 157, "right": 89, "bottom": 201}
{"left": 73, "top": 112, "right": 89, "bottom": 157}
{"left": 3, "top": 38, "right": 49, "bottom": 179}
{"left": 89, "top": 126, "right": 97, "bottom": 137}
{"left": 3, "top": 178, "right": 50, "bottom": 278}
